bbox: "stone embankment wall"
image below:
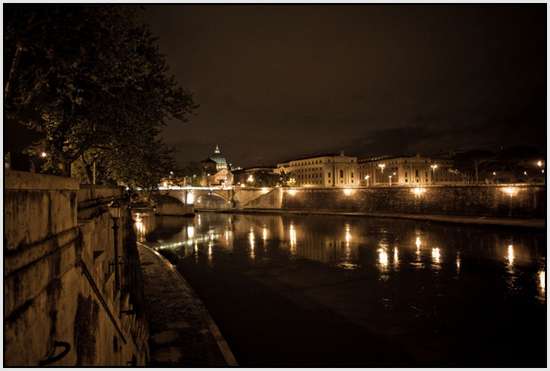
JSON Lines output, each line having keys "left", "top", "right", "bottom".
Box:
{"left": 4, "top": 171, "right": 149, "bottom": 366}
{"left": 240, "top": 185, "right": 545, "bottom": 218}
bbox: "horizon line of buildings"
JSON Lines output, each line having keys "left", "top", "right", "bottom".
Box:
{"left": 162, "top": 145, "right": 545, "bottom": 188}
{"left": 166, "top": 146, "right": 494, "bottom": 188}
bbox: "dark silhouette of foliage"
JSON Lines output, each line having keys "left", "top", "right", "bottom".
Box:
{"left": 4, "top": 5, "right": 197, "bottom": 187}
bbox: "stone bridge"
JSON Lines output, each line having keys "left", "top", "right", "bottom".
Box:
{"left": 153, "top": 186, "right": 281, "bottom": 209}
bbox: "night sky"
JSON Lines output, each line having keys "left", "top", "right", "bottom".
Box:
{"left": 147, "top": 5, "right": 545, "bottom": 168}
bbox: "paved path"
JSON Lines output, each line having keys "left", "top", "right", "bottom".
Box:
{"left": 137, "top": 243, "right": 237, "bottom": 366}
{"left": 214, "top": 208, "right": 545, "bottom": 229}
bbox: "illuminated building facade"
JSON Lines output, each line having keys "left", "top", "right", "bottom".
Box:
{"left": 358, "top": 155, "right": 465, "bottom": 186}
{"left": 276, "top": 152, "right": 358, "bottom": 187}
{"left": 201, "top": 145, "right": 232, "bottom": 186}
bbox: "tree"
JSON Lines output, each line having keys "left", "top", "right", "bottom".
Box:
{"left": 4, "top": 5, "right": 196, "bottom": 183}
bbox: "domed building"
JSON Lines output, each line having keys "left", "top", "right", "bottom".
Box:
{"left": 209, "top": 145, "right": 228, "bottom": 171}
{"left": 201, "top": 145, "right": 233, "bottom": 186}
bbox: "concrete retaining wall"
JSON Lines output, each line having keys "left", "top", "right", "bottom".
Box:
{"left": 4, "top": 171, "right": 148, "bottom": 366}
{"left": 242, "top": 185, "right": 545, "bottom": 219}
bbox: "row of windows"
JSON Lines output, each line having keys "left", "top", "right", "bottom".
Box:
{"left": 292, "top": 159, "right": 326, "bottom": 166}
{"left": 295, "top": 167, "right": 323, "bottom": 173}
{"left": 290, "top": 158, "right": 356, "bottom": 167}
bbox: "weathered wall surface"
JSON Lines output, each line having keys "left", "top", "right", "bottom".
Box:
{"left": 242, "top": 185, "right": 545, "bottom": 218}
{"left": 4, "top": 171, "right": 148, "bottom": 366}
{"left": 151, "top": 194, "right": 195, "bottom": 216}
{"left": 241, "top": 188, "right": 283, "bottom": 209}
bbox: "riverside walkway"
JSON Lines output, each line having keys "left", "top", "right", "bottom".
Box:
{"left": 137, "top": 243, "right": 237, "bottom": 366}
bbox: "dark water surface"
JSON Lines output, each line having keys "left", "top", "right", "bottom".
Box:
{"left": 135, "top": 211, "right": 546, "bottom": 367}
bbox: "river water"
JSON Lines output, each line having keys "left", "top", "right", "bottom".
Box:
{"left": 134, "top": 211, "right": 546, "bottom": 366}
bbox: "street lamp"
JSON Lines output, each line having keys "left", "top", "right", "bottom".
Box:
{"left": 40, "top": 151, "right": 47, "bottom": 158}
{"left": 430, "top": 164, "right": 438, "bottom": 184}
{"left": 364, "top": 174, "right": 370, "bottom": 187}
{"left": 378, "top": 163, "right": 386, "bottom": 172}
{"left": 388, "top": 174, "right": 393, "bottom": 187}
{"left": 108, "top": 200, "right": 122, "bottom": 292}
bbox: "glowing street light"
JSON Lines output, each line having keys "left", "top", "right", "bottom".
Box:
{"left": 40, "top": 151, "right": 47, "bottom": 158}
{"left": 411, "top": 187, "right": 426, "bottom": 197}
{"left": 364, "top": 174, "right": 370, "bottom": 187}
{"left": 537, "top": 160, "right": 544, "bottom": 167}
{"left": 502, "top": 186, "right": 519, "bottom": 197}
{"left": 343, "top": 188, "right": 354, "bottom": 196}
{"left": 378, "top": 163, "right": 386, "bottom": 172}
{"left": 388, "top": 175, "right": 393, "bottom": 187}
{"left": 430, "top": 164, "right": 438, "bottom": 184}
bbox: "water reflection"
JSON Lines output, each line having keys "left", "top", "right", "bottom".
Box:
{"left": 506, "top": 244, "right": 515, "bottom": 268}
{"left": 187, "top": 225, "right": 195, "bottom": 239}
{"left": 377, "top": 247, "right": 389, "bottom": 271}
{"left": 249, "top": 227, "right": 256, "bottom": 260}
{"left": 538, "top": 270, "right": 546, "bottom": 299}
{"left": 412, "top": 235, "right": 424, "bottom": 269}
{"left": 344, "top": 224, "right": 352, "bottom": 246}
{"left": 289, "top": 223, "right": 297, "bottom": 256}
{"left": 432, "top": 247, "right": 441, "bottom": 271}
{"left": 133, "top": 211, "right": 546, "bottom": 304}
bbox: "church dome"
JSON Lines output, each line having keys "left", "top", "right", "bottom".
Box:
{"left": 209, "top": 145, "right": 228, "bottom": 169}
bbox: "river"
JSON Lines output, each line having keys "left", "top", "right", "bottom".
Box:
{"left": 134, "top": 211, "right": 546, "bottom": 366}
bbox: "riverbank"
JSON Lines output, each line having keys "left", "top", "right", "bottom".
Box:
{"left": 199, "top": 208, "right": 545, "bottom": 229}
{"left": 137, "top": 242, "right": 237, "bottom": 366}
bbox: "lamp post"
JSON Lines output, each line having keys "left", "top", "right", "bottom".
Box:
{"left": 388, "top": 175, "right": 392, "bottom": 187}
{"left": 430, "top": 164, "right": 438, "bottom": 184}
{"left": 247, "top": 174, "right": 255, "bottom": 186}
{"left": 108, "top": 200, "right": 122, "bottom": 292}
{"left": 364, "top": 175, "right": 370, "bottom": 187}
{"left": 378, "top": 163, "right": 386, "bottom": 185}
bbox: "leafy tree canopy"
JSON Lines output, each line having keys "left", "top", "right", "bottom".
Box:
{"left": 4, "top": 5, "right": 197, "bottom": 188}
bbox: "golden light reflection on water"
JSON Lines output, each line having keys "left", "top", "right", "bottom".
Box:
{"left": 432, "top": 247, "right": 441, "bottom": 264}
{"left": 415, "top": 236, "right": 422, "bottom": 259}
{"left": 506, "top": 244, "right": 515, "bottom": 268}
{"left": 289, "top": 223, "right": 297, "bottom": 255}
{"left": 344, "top": 224, "right": 352, "bottom": 247}
{"left": 538, "top": 270, "right": 545, "bottom": 298}
{"left": 208, "top": 241, "right": 213, "bottom": 264}
{"left": 249, "top": 227, "right": 256, "bottom": 259}
{"left": 144, "top": 214, "right": 546, "bottom": 307}
{"left": 378, "top": 247, "right": 389, "bottom": 271}
{"left": 187, "top": 225, "right": 195, "bottom": 239}
{"left": 431, "top": 247, "right": 441, "bottom": 271}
